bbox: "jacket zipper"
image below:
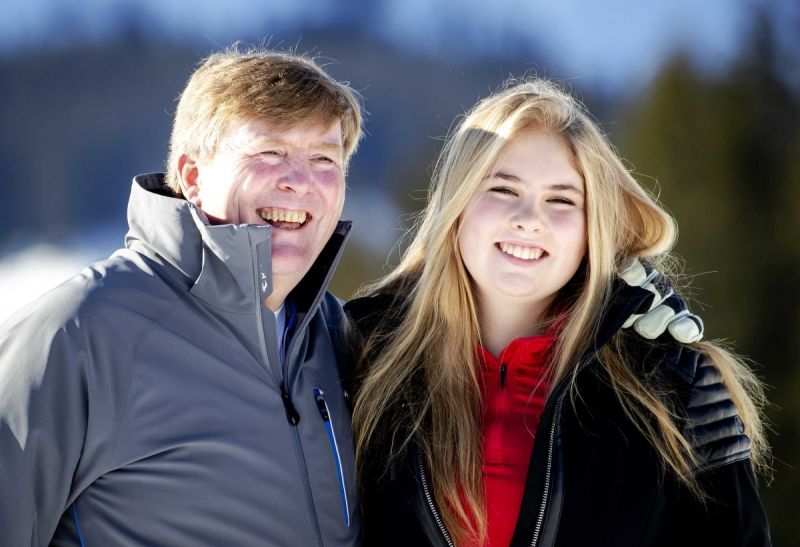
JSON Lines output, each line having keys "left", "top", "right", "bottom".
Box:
{"left": 280, "top": 303, "right": 301, "bottom": 425}
{"left": 417, "top": 450, "right": 455, "bottom": 547}
{"left": 250, "top": 236, "right": 324, "bottom": 546}
{"left": 313, "top": 388, "right": 351, "bottom": 527}
{"left": 276, "top": 230, "right": 350, "bottom": 543}
{"left": 529, "top": 390, "right": 567, "bottom": 547}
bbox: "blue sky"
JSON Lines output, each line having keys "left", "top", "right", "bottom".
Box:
{"left": 0, "top": 0, "right": 784, "bottom": 91}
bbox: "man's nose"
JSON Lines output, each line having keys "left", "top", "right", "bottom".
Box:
{"left": 277, "top": 159, "right": 312, "bottom": 193}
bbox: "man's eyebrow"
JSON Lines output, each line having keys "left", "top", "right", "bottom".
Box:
{"left": 314, "top": 141, "right": 344, "bottom": 154}
{"left": 251, "top": 138, "right": 343, "bottom": 153}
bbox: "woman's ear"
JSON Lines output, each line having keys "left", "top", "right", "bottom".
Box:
{"left": 177, "top": 154, "right": 201, "bottom": 206}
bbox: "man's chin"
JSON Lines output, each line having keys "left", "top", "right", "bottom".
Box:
{"left": 270, "top": 252, "right": 314, "bottom": 279}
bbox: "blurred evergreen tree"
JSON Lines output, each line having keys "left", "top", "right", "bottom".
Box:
{"left": 618, "top": 8, "right": 799, "bottom": 543}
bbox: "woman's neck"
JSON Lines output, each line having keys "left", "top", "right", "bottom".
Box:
{"left": 477, "top": 295, "right": 554, "bottom": 358}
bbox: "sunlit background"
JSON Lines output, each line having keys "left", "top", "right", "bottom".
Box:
{"left": 1, "top": 0, "right": 798, "bottom": 541}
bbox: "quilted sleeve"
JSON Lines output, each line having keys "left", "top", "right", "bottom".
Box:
{"left": 682, "top": 355, "right": 752, "bottom": 473}
{"left": 675, "top": 352, "right": 772, "bottom": 545}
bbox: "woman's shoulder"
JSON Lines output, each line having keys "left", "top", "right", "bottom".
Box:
{"left": 633, "top": 336, "right": 703, "bottom": 386}
{"left": 624, "top": 338, "right": 752, "bottom": 473}
{"left": 676, "top": 346, "right": 752, "bottom": 472}
{"left": 344, "top": 291, "right": 410, "bottom": 341}
{"left": 621, "top": 336, "right": 719, "bottom": 401}
{"left": 343, "top": 291, "right": 412, "bottom": 389}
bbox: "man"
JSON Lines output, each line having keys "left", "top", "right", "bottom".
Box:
{"left": 0, "top": 49, "right": 362, "bottom": 546}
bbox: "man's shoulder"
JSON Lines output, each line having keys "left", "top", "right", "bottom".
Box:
{"left": 314, "top": 291, "right": 344, "bottom": 327}
{"left": 2, "top": 249, "right": 175, "bottom": 341}
{"left": 0, "top": 250, "right": 181, "bottom": 405}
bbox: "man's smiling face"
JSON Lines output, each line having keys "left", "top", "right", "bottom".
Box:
{"left": 180, "top": 118, "right": 345, "bottom": 298}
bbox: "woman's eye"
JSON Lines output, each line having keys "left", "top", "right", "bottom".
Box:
{"left": 490, "top": 186, "right": 516, "bottom": 196}
{"left": 260, "top": 150, "right": 283, "bottom": 159}
{"left": 548, "top": 197, "right": 575, "bottom": 205}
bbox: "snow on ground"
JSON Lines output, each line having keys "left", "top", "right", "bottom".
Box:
{"left": 0, "top": 243, "right": 98, "bottom": 322}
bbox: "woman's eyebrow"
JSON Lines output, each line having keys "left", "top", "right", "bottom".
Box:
{"left": 489, "top": 172, "right": 584, "bottom": 195}
{"left": 546, "top": 183, "right": 584, "bottom": 195}
{"left": 488, "top": 171, "right": 520, "bottom": 182}
{"left": 486, "top": 171, "right": 583, "bottom": 195}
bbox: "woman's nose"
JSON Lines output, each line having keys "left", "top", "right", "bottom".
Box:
{"left": 511, "top": 203, "right": 543, "bottom": 233}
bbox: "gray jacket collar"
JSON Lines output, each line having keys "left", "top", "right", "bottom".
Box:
{"left": 124, "top": 173, "right": 351, "bottom": 314}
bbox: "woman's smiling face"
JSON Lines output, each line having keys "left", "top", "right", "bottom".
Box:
{"left": 457, "top": 128, "right": 587, "bottom": 317}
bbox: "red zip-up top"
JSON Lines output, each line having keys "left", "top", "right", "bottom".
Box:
{"left": 468, "top": 334, "right": 554, "bottom": 547}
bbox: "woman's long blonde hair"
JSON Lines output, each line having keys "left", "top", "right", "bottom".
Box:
{"left": 351, "top": 78, "right": 769, "bottom": 545}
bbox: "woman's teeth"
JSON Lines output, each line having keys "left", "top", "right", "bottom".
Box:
{"left": 499, "top": 243, "right": 545, "bottom": 260}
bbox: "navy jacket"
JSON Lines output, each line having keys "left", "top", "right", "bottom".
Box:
{"left": 344, "top": 278, "right": 770, "bottom": 547}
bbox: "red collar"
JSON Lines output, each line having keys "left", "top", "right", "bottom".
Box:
{"left": 478, "top": 333, "right": 555, "bottom": 371}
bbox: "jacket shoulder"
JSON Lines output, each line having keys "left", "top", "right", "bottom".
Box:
{"left": 1, "top": 249, "right": 177, "bottom": 380}
{"left": 318, "top": 291, "right": 345, "bottom": 326}
{"left": 682, "top": 351, "right": 751, "bottom": 473}
{"left": 656, "top": 343, "right": 752, "bottom": 473}
{"left": 4, "top": 251, "right": 149, "bottom": 326}
{"left": 343, "top": 293, "right": 407, "bottom": 341}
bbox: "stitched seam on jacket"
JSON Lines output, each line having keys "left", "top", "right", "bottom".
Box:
{"left": 108, "top": 297, "right": 180, "bottom": 467}
{"left": 694, "top": 451, "right": 751, "bottom": 477}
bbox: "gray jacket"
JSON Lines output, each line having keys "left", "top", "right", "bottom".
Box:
{"left": 0, "top": 174, "right": 360, "bottom": 546}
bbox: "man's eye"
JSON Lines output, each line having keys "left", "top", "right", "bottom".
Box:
{"left": 312, "top": 155, "right": 334, "bottom": 164}
{"left": 261, "top": 150, "right": 283, "bottom": 158}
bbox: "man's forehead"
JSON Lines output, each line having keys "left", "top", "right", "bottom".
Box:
{"left": 227, "top": 118, "right": 343, "bottom": 149}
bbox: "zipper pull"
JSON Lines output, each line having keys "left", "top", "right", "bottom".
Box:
{"left": 313, "top": 387, "right": 351, "bottom": 527}
{"left": 500, "top": 363, "right": 507, "bottom": 389}
{"left": 281, "top": 384, "right": 301, "bottom": 425}
{"left": 343, "top": 388, "right": 351, "bottom": 408}
{"left": 313, "top": 388, "right": 329, "bottom": 421}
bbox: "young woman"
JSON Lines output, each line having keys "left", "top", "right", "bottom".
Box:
{"left": 344, "top": 79, "right": 771, "bottom": 546}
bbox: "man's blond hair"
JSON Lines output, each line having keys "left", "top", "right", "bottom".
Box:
{"left": 166, "top": 47, "right": 363, "bottom": 194}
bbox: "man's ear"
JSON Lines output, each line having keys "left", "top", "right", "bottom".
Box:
{"left": 178, "top": 154, "right": 201, "bottom": 206}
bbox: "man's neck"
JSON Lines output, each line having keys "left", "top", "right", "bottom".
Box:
{"left": 264, "top": 274, "right": 294, "bottom": 311}
{"left": 265, "top": 293, "right": 287, "bottom": 312}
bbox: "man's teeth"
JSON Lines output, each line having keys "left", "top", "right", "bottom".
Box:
{"left": 500, "top": 243, "right": 545, "bottom": 260}
{"left": 258, "top": 208, "right": 308, "bottom": 224}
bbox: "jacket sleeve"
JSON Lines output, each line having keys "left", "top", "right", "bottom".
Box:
{"left": 684, "top": 356, "right": 751, "bottom": 470}
{"left": 0, "top": 297, "right": 91, "bottom": 545}
{"left": 684, "top": 459, "right": 772, "bottom": 547}
{"left": 678, "top": 352, "right": 771, "bottom": 546}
